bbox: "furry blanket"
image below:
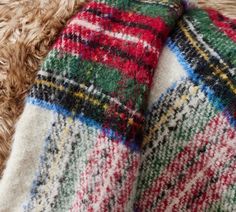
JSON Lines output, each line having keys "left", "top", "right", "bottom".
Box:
{"left": 0, "top": 0, "right": 85, "bottom": 175}
{"left": 0, "top": 0, "right": 235, "bottom": 175}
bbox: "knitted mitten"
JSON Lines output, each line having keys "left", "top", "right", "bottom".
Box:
{"left": 135, "top": 8, "right": 236, "bottom": 211}
{"left": 0, "top": 0, "right": 184, "bottom": 211}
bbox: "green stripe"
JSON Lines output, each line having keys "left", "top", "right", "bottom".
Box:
{"left": 96, "top": 0, "right": 130, "bottom": 10}
{"left": 206, "top": 184, "right": 236, "bottom": 212}
{"left": 136, "top": 81, "right": 218, "bottom": 201}
{"left": 94, "top": 0, "right": 182, "bottom": 26}
{"left": 130, "top": 1, "right": 180, "bottom": 27}
{"left": 186, "top": 9, "right": 236, "bottom": 67}
{"left": 42, "top": 50, "right": 148, "bottom": 111}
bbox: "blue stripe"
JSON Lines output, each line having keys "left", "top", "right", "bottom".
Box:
{"left": 167, "top": 38, "right": 236, "bottom": 127}
{"left": 147, "top": 78, "right": 186, "bottom": 115}
{"left": 26, "top": 97, "right": 140, "bottom": 150}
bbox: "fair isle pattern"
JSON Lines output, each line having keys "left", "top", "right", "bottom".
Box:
{"left": 21, "top": 0, "right": 184, "bottom": 211}
{"left": 135, "top": 9, "right": 236, "bottom": 211}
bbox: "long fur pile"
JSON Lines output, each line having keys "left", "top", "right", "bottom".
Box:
{"left": 0, "top": 0, "right": 235, "bottom": 176}
{"left": 0, "top": 0, "right": 85, "bottom": 175}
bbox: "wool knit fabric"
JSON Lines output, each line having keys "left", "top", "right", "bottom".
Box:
{"left": 1, "top": 1, "right": 236, "bottom": 212}
{"left": 0, "top": 0, "right": 184, "bottom": 211}
{"left": 135, "top": 8, "right": 236, "bottom": 211}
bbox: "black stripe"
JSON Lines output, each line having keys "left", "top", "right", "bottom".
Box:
{"left": 173, "top": 23, "right": 236, "bottom": 87}
{"left": 37, "top": 73, "right": 144, "bottom": 120}
{"left": 183, "top": 17, "right": 235, "bottom": 71}
{"left": 217, "top": 12, "right": 236, "bottom": 31}
{"left": 144, "top": 80, "right": 195, "bottom": 136}
{"left": 29, "top": 115, "right": 68, "bottom": 197}
{"left": 171, "top": 20, "right": 236, "bottom": 122}
{"left": 182, "top": 19, "right": 236, "bottom": 76}
{"left": 63, "top": 33, "right": 154, "bottom": 72}
{"left": 231, "top": 22, "right": 236, "bottom": 31}
{"left": 35, "top": 74, "right": 112, "bottom": 113}
{"left": 84, "top": 8, "right": 165, "bottom": 42}
{"left": 30, "top": 76, "right": 143, "bottom": 146}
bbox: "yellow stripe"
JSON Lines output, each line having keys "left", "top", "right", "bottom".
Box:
{"left": 35, "top": 79, "right": 109, "bottom": 110}
{"left": 179, "top": 22, "right": 236, "bottom": 95}
{"left": 179, "top": 22, "right": 209, "bottom": 61}
{"left": 142, "top": 85, "right": 199, "bottom": 147}
{"left": 35, "top": 79, "right": 140, "bottom": 127}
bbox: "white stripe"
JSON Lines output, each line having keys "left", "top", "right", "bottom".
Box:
{"left": 93, "top": 141, "right": 124, "bottom": 211}
{"left": 32, "top": 115, "right": 77, "bottom": 211}
{"left": 64, "top": 121, "right": 102, "bottom": 211}
{"left": 0, "top": 105, "right": 54, "bottom": 211}
{"left": 184, "top": 17, "right": 235, "bottom": 76}
{"left": 38, "top": 70, "right": 142, "bottom": 118}
{"left": 142, "top": 84, "right": 205, "bottom": 159}
{"left": 69, "top": 18, "right": 157, "bottom": 53}
{"left": 148, "top": 46, "right": 187, "bottom": 107}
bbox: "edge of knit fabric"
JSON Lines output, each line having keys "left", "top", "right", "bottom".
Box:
{"left": 0, "top": 0, "right": 86, "bottom": 176}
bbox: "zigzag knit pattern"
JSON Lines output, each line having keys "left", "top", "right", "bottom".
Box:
{"left": 3, "top": 0, "right": 184, "bottom": 211}
{"left": 135, "top": 8, "right": 236, "bottom": 211}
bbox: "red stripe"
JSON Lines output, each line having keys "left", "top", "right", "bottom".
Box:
{"left": 166, "top": 148, "right": 234, "bottom": 211}
{"left": 84, "top": 1, "right": 169, "bottom": 37}
{"left": 53, "top": 1, "right": 169, "bottom": 86}
{"left": 99, "top": 148, "right": 140, "bottom": 210}
{"left": 114, "top": 159, "right": 139, "bottom": 210}
{"left": 207, "top": 9, "right": 236, "bottom": 42}
{"left": 158, "top": 114, "right": 236, "bottom": 211}
{"left": 74, "top": 11, "right": 163, "bottom": 48}
{"left": 96, "top": 137, "right": 131, "bottom": 211}
{"left": 66, "top": 23, "right": 159, "bottom": 69}
{"left": 54, "top": 37, "right": 152, "bottom": 85}
{"left": 190, "top": 159, "right": 236, "bottom": 211}
{"left": 70, "top": 137, "right": 112, "bottom": 210}
{"left": 137, "top": 114, "right": 222, "bottom": 210}
{"left": 137, "top": 113, "right": 236, "bottom": 211}
{"left": 70, "top": 134, "right": 136, "bottom": 211}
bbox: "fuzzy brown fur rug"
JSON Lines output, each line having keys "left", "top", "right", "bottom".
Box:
{"left": 0, "top": 0, "right": 235, "bottom": 176}
{"left": 0, "top": 0, "right": 85, "bottom": 175}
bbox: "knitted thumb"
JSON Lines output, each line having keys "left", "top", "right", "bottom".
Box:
{"left": 135, "top": 7, "right": 236, "bottom": 211}
{"left": 0, "top": 0, "right": 185, "bottom": 211}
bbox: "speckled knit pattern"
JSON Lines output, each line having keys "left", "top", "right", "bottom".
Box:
{"left": 5, "top": 0, "right": 184, "bottom": 211}
{"left": 135, "top": 8, "right": 236, "bottom": 211}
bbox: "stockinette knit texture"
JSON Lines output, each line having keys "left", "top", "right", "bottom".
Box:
{"left": 0, "top": 0, "right": 184, "bottom": 211}
{"left": 135, "top": 8, "right": 236, "bottom": 211}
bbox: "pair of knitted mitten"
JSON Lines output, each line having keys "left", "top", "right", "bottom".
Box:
{"left": 0, "top": 0, "right": 184, "bottom": 211}
{"left": 135, "top": 8, "right": 236, "bottom": 211}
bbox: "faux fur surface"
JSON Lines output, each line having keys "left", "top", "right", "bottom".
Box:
{"left": 0, "top": 0, "right": 85, "bottom": 175}
{"left": 0, "top": 0, "right": 235, "bottom": 176}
